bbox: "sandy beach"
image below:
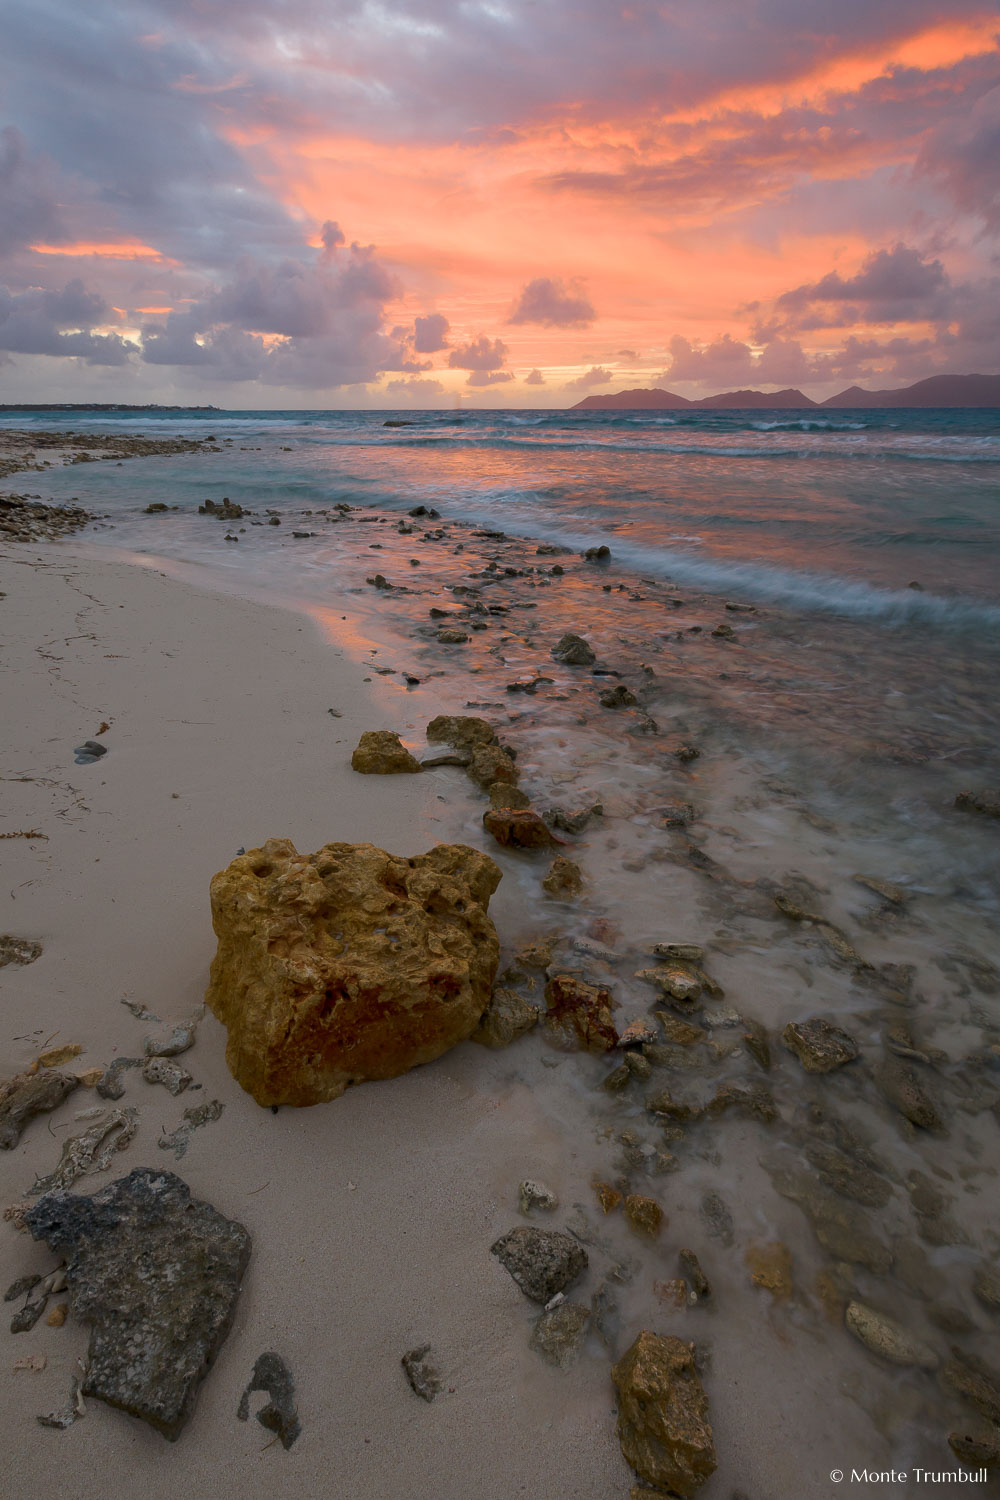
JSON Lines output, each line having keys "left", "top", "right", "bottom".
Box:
{"left": 2, "top": 429, "right": 1000, "bottom": 1500}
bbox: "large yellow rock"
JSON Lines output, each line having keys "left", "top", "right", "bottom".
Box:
{"left": 611, "top": 1332, "right": 716, "bottom": 1497}
{"left": 206, "top": 838, "right": 502, "bottom": 1107}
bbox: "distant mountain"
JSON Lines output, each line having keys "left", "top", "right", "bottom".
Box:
{"left": 572, "top": 373, "right": 1000, "bottom": 410}
{"left": 572, "top": 387, "right": 693, "bottom": 409}
{"left": 821, "top": 374, "right": 1000, "bottom": 408}
{"left": 694, "top": 387, "right": 816, "bottom": 409}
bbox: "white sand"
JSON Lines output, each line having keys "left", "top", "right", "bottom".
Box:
{"left": 0, "top": 545, "right": 630, "bottom": 1498}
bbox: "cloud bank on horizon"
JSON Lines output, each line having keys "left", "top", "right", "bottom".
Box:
{"left": 0, "top": 0, "right": 998, "bottom": 406}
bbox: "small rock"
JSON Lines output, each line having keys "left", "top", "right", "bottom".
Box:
{"left": 600, "top": 684, "right": 636, "bottom": 709}
{"left": 238, "top": 1352, "right": 301, "bottom": 1446}
{"left": 746, "top": 1242, "right": 794, "bottom": 1299}
{"left": 351, "top": 730, "right": 422, "bottom": 774}
{"left": 711, "top": 622, "right": 735, "bottom": 640}
{"left": 426, "top": 715, "right": 497, "bottom": 750}
{"left": 401, "top": 1345, "right": 441, "bottom": 1402}
{"left": 489, "top": 782, "right": 531, "bottom": 810}
{"left": 973, "top": 1264, "right": 1000, "bottom": 1313}
{"left": 471, "top": 988, "right": 540, "bottom": 1048}
{"left": 875, "top": 1053, "right": 944, "bottom": 1131}
{"left": 141, "top": 1057, "right": 193, "bottom": 1096}
{"left": 948, "top": 1418, "right": 1000, "bottom": 1469}
{"left": 741, "top": 1017, "right": 771, "bottom": 1070}
{"left": 845, "top": 1301, "right": 939, "bottom": 1369}
{"left": 13, "top": 1353, "right": 47, "bottom": 1372}
{"left": 618, "top": 1018, "right": 659, "bottom": 1048}
{"left": 542, "top": 855, "right": 583, "bottom": 897}
{"left": 483, "top": 808, "right": 554, "bottom": 850}
{"left": 544, "top": 973, "right": 619, "bottom": 1053}
{"left": 624, "top": 1195, "right": 663, "bottom": 1238}
{"left": 635, "top": 965, "right": 702, "bottom": 1005}
{"left": 941, "top": 1352, "right": 1000, "bottom": 1424}
{"left": 611, "top": 1331, "right": 717, "bottom": 1498}
{"left": 0, "top": 935, "right": 43, "bottom": 968}
{"left": 75, "top": 1068, "right": 104, "bottom": 1087}
{"left": 490, "top": 1226, "right": 588, "bottom": 1303}
{"left": 530, "top": 1301, "right": 590, "bottom": 1368}
{"left": 46, "top": 1303, "right": 67, "bottom": 1327}
{"left": 468, "top": 744, "right": 518, "bottom": 788}
{"left": 96, "top": 1056, "right": 142, "bottom": 1099}
{"left": 437, "top": 628, "right": 468, "bottom": 644}
{"left": 679, "top": 1249, "right": 711, "bottom": 1301}
{"left": 37, "top": 1044, "right": 83, "bottom": 1068}
{"left": 548, "top": 803, "right": 602, "bottom": 833}
{"left": 144, "top": 1019, "right": 199, "bottom": 1058}
{"left": 551, "top": 633, "right": 596, "bottom": 666}
{"left": 519, "top": 1180, "right": 558, "bottom": 1214}
{"left": 582, "top": 545, "right": 611, "bottom": 564}
{"left": 783, "top": 1017, "right": 860, "bottom": 1073}
{"left": 157, "top": 1100, "right": 224, "bottom": 1159}
{"left": 594, "top": 1182, "right": 622, "bottom": 1214}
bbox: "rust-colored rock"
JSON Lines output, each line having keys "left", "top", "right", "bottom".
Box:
{"left": 625, "top": 1194, "right": 664, "bottom": 1238}
{"left": 468, "top": 744, "right": 518, "bottom": 789}
{"left": 544, "top": 972, "right": 619, "bottom": 1052}
{"left": 611, "top": 1332, "right": 717, "bottom": 1497}
{"left": 205, "top": 838, "right": 502, "bottom": 1107}
{"left": 542, "top": 855, "right": 583, "bottom": 897}
{"left": 351, "top": 731, "right": 422, "bottom": 774}
{"left": 483, "top": 808, "right": 554, "bottom": 849}
{"left": 594, "top": 1181, "right": 623, "bottom": 1214}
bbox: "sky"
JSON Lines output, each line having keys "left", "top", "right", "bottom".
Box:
{"left": 1, "top": 0, "right": 998, "bottom": 408}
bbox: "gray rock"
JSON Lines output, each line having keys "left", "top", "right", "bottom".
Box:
{"left": 783, "top": 1017, "right": 859, "bottom": 1073}
{"left": 845, "top": 1301, "right": 939, "bottom": 1369}
{"left": 0, "top": 1071, "right": 79, "bottom": 1149}
{"left": 24, "top": 1167, "right": 251, "bottom": 1441}
{"left": 490, "top": 1226, "right": 588, "bottom": 1303}
{"left": 237, "top": 1352, "right": 300, "bottom": 1447}
{"left": 700, "top": 1193, "right": 734, "bottom": 1247}
{"left": 0, "top": 935, "right": 43, "bottom": 968}
{"left": 519, "top": 1180, "right": 558, "bottom": 1214}
{"left": 96, "top": 1056, "right": 142, "bottom": 1099}
{"left": 530, "top": 1301, "right": 590, "bottom": 1367}
{"left": 679, "top": 1248, "right": 712, "bottom": 1301}
{"left": 158, "top": 1099, "right": 224, "bottom": 1159}
{"left": 144, "top": 1015, "right": 200, "bottom": 1058}
{"left": 141, "top": 1057, "right": 192, "bottom": 1096}
{"left": 401, "top": 1345, "right": 441, "bottom": 1402}
{"left": 973, "top": 1264, "right": 1000, "bottom": 1313}
{"left": 31, "top": 1108, "right": 138, "bottom": 1194}
{"left": 876, "top": 1053, "right": 944, "bottom": 1132}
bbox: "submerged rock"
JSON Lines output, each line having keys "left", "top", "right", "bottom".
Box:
{"left": 955, "top": 789, "right": 1000, "bottom": 819}
{"left": 483, "top": 808, "right": 554, "bottom": 850}
{"left": 679, "top": 1249, "right": 711, "bottom": 1302}
{"left": 845, "top": 1301, "right": 939, "bottom": 1369}
{"left": 471, "top": 987, "right": 540, "bottom": 1048}
{"left": 611, "top": 1332, "right": 717, "bottom": 1498}
{"left": 237, "top": 1352, "right": 301, "bottom": 1448}
{"left": 0, "top": 1071, "right": 79, "bottom": 1150}
{"left": 544, "top": 972, "right": 619, "bottom": 1052}
{"left": 205, "top": 838, "right": 501, "bottom": 1106}
{"left": 551, "top": 633, "right": 596, "bottom": 666}
{"left": 491, "top": 1226, "right": 588, "bottom": 1303}
{"left": 600, "top": 684, "right": 637, "bottom": 709}
{"left": 530, "top": 1301, "right": 590, "bottom": 1367}
{"left": 489, "top": 782, "right": 531, "bottom": 811}
{"left": 783, "top": 1017, "right": 859, "bottom": 1073}
{"left": 351, "top": 730, "right": 422, "bottom": 774}
{"left": 24, "top": 1168, "right": 250, "bottom": 1441}
{"left": 625, "top": 1195, "right": 664, "bottom": 1238}
{"left": 542, "top": 855, "right": 583, "bottom": 897}
{"left": 548, "top": 804, "right": 602, "bottom": 833}
{"left": 875, "top": 1053, "right": 944, "bottom": 1132}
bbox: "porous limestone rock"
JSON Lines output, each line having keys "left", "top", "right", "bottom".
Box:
{"left": 491, "top": 1226, "right": 588, "bottom": 1303}
{"left": 783, "top": 1017, "right": 859, "bottom": 1073}
{"left": 845, "top": 1301, "right": 939, "bottom": 1369}
{"left": 467, "top": 744, "right": 518, "bottom": 788}
{"left": 24, "top": 1168, "right": 250, "bottom": 1441}
{"left": 489, "top": 782, "right": 531, "bottom": 811}
{"left": 611, "top": 1332, "right": 717, "bottom": 1497}
{"left": 206, "top": 838, "right": 502, "bottom": 1106}
{"left": 471, "top": 987, "right": 540, "bottom": 1049}
{"left": 426, "top": 715, "right": 497, "bottom": 750}
{"left": 530, "top": 1301, "right": 590, "bottom": 1367}
{"left": 542, "top": 855, "right": 583, "bottom": 897}
{"left": 544, "top": 972, "right": 619, "bottom": 1053}
{"left": 351, "top": 731, "right": 422, "bottom": 774}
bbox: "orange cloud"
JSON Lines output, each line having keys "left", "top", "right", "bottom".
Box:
{"left": 30, "top": 239, "right": 176, "bottom": 264}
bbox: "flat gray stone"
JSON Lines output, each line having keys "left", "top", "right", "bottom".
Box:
{"left": 24, "top": 1167, "right": 250, "bottom": 1440}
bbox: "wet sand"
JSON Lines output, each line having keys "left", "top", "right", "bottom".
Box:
{"left": 2, "top": 483, "right": 1000, "bottom": 1497}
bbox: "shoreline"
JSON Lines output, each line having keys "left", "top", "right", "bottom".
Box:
{"left": 2, "top": 463, "right": 1000, "bottom": 1494}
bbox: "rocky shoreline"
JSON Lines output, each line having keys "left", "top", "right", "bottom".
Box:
{"left": 2, "top": 450, "right": 1000, "bottom": 1495}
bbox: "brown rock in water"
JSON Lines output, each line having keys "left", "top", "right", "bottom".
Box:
{"left": 542, "top": 856, "right": 583, "bottom": 897}
{"left": 544, "top": 972, "right": 619, "bottom": 1052}
{"left": 551, "top": 633, "right": 596, "bottom": 666}
{"left": 426, "top": 715, "right": 497, "bottom": 750}
{"left": 783, "top": 1017, "right": 859, "bottom": 1073}
{"left": 489, "top": 782, "right": 531, "bottom": 810}
{"left": 0, "top": 1071, "right": 79, "bottom": 1150}
{"left": 875, "top": 1053, "right": 944, "bottom": 1132}
{"left": 845, "top": 1300, "right": 939, "bottom": 1369}
{"left": 746, "top": 1242, "right": 794, "bottom": 1299}
{"left": 483, "top": 808, "right": 554, "bottom": 850}
{"left": 955, "top": 789, "right": 1000, "bottom": 819}
{"left": 205, "top": 838, "right": 501, "bottom": 1106}
{"left": 468, "top": 743, "right": 518, "bottom": 788}
{"left": 594, "top": 1181, "right": 623, "bottom": 1214}
{"left": 600, "top": 684, "right": 637, "bottom": 709}
{"left": 625, "top": 1195, "right": 664, "bottom": 1238}
{"left": 471, "top": 987, "right": 540, "bottom": 1048}
{"left": 611, "top": 1332, "right": 716, "bottom": 1497}
{"left": 351, "top": 731, "right": 422, "bottom": 774}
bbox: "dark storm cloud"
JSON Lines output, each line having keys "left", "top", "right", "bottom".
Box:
{"left": 0, "top": 279, "right": 137, "bottom": 364}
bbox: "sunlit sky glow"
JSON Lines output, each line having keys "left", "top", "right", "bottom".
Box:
{"left": 1, "top": 1, "right": 998, "bottom": 406}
